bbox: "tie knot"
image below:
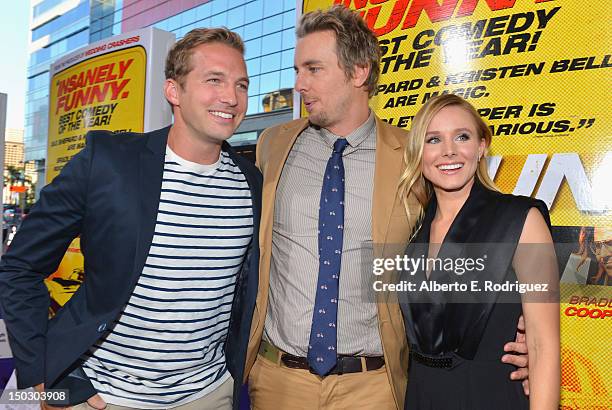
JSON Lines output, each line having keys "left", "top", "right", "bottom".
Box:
{"left": 333, "top": 138, "right": 349, "bottom": 154}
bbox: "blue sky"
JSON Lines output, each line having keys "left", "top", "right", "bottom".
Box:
{"left": 0, "top": 2, "right": 29, "bottom": 130}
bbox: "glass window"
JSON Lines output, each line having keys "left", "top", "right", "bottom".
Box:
{"left": 280, "top": 68, "right": 294, "bottom": 89}
{"left": 259, "top": 71, "right": 280, "bottom": 94}
{"left": 211, "top": 12, "right": 227, "bottom": 27}
{"left": 245, "top": 0, "right": 263, "bottom": 22}
{"left": 90, "top": 31, "right": 100, "bottom": 43}
{"left": 212, "top": 0, "right": 229, "bottom": 15}
{"left": 262, "top": 14, "right": 283, "bottom": 35}
{"left": 263, "top": 1, "right": 283, "bottom": 17}
{"left": 67, "top": 29, "right": 88, "bottom": 50}
{"left": 244, "top": 38, "right": 262, "bottom": 60}
{"left": 176, "top": 26, "right": 187, "bottom": 39}
{"left": 247, "top": 75, "right": 260, "bottom": 97}
{"left": 198, "top": 18, "right": 211, "bottom": 29}
{"left": 228, "top": 0, "right": 247, "bottom": 7}
{"left": 33, "top": 0, "right": 65, "bottom": 18}
{"left": 283, "top": 9, "right": 296, "bottom": 29}
{"left": 232, "top": 25, "right": 244, "bottom": 38}
{"left": 261, "top": 53, "right": 281, "bottom": 73}
{"left": 246, "top": 58, "right": 261, "bottom": 77}
{"left": 196, "top": 2, "right": 212, "bottom": 20}
{"left": 185, "top": 22, "right": 198, "bottom": 34}
{"left": 227, "top": 6, "right": 244, "bottom": 29}
{"left": 284, "top": 0, "right": 296, "bottom": 12}
{"left": 243, "top": 20, "right": 262, "bottom": 41}
{"left": 154, "top": 19, "right": 168, "bottom": 31}
{"left": 247, "top": 95, "right": 261, "bottom": 115}
{"left": 31, "top": 1, "right": 89, "bottom": 41}
{"left": 281, "top": 49, "right": 294, "bottom": 68}
{"left": 167, "top": 14, "right": 181, "bottom": 31}
{"left": 31, "top": 47, "right": 51, "bottom": 66}
{"left": 27, "top": 72, "right": 49, "bottom": 93}
{"left": 282, "top": 28, "right": 295, "bottom": 49}
{"left": 261, "top": 32, "right": 282, "bottom": 55}
{"left": 181, "top": 9, "right": 196, "bottom": 27}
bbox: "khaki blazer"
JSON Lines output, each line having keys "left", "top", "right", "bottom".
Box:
{"left": 244, "top": 116, "right": 418, "bottom": 409}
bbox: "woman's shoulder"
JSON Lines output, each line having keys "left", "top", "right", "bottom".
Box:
{"left": 487, "top": 189, "right": 551, "bottom": 229}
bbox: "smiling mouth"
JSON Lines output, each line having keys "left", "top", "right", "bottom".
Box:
{"left": 437, "top": 163, "right": 464, "bottom": 171}
{"left": 210, "top": 111, "right": 234, "bottom": 119}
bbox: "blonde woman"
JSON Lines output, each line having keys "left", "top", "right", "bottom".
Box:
{"left": 398, "top": 94, "right": 559, "bottom": 409}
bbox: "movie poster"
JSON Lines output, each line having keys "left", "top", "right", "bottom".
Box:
{"left": 45, "top": 28, "right": 174, "bottom": 314}
{"left": 301, "top": 1, "right": 610, "bottom": 407}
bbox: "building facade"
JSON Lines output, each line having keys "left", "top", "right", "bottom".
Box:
{"left": 3, "top": 129, "right": 38, "bottom": 205}
{"left": 25, "top": 0, "right": 297, "bottom": 189}
{"left": 26, "top": 0, "right": 91, "bottom": 196}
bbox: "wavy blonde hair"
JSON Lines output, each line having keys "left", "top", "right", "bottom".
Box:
{"left": 398, "top": 94, "right": 498, "bottom": 229}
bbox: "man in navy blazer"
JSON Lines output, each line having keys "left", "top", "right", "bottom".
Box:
{"left": 0, "top": 28, "right": 260, "bottom": 409}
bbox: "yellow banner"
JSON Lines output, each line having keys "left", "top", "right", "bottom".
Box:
{"left": 47, "top": 46, "right": 146, "bottom": 182}
{"left": 303, "top": 1, "right": 611, "bottom": 408}
{"left": 45, "top": 45, "right": 146, "bottom": 313}
{"left": 305, "top": 0, "right": 610, "bottom": 226}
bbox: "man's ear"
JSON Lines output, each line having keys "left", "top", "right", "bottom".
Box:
{"left": 351, "top": 64, "right": 370, "bottom": 90}
{"left": 164, "top": 79, "right": 180, "bottom": 107}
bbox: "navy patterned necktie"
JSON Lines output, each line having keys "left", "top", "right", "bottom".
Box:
{"left": 307, "top": 137, "right": 350, "bottom": 376}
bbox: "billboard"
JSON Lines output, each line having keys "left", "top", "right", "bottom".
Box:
{"left": 44, "top": 28, "right": 175, "bottom": 314}
{"left": 302, "top": 1, "right": 610, "bottom": 408}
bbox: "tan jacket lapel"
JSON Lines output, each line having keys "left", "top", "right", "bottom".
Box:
{"left": 245, "top": 118, "right": 309, "bottom": 380}
{"left": 372, "top": 116, "right": 415, "bottom": 410}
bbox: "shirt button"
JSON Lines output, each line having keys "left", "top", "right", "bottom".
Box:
{"left": 97, "top": 323, "right": 107, "bottom": 332}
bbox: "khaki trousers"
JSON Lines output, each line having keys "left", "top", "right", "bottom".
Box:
{"left": 248, "top": 354, "right": 396, "bottom": 410}
{"left": 71, "top": 375, "right": 233, "bottom": 410}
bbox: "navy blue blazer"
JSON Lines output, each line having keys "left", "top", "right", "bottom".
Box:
{"left": 0, "top": 126, "right": 261, "bottom": 408}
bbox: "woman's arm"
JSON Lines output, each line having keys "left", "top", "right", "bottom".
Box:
{"left": 513, "top": 207, "right": 560, "bottom": 410}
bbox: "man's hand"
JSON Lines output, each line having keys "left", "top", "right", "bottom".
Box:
{"left": 86, "top": 393, "right": 107, "bottom": 409}
{"left": 501, "top": 315, "right": 530, "bottom": 395}
{"left": 34, "top": 383, "right": 107, "bottom": 409}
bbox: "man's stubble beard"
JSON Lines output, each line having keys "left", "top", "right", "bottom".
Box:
{"left": 308, "top": 92, "right": 351, "bottom": 132}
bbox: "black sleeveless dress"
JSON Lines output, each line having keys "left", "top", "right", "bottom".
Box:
{"left": 400, "top": 181, "right": 551, "bottom": 410}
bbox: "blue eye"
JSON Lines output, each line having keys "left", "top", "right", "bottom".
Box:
{"left": 426, "top": 136, "right": 440, "bottom": 144}
{"left": 456, "top": 133, "right": 470, "bottom": 141}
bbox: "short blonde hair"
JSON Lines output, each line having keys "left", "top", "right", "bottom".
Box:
{"left": 165, "top": 27, "right": 244, "bottom": 88}
{"left": 398, "top": 94, "right": 498, "bottom": 227}
{"left": 297, "top": 5, "right": 380, "bottom": 97}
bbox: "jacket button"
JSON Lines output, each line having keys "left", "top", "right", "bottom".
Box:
{"left": 97, "top": 323, "right": 107, "bottom": 332}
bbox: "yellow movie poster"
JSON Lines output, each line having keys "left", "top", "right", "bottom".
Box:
{"left": 302, "top": 1, "right": 610, "bottom": 408}
{"left": 47, "top": 45, "right": 146, "bottom": 183}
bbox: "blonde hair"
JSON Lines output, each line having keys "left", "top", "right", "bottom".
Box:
{"left": 398, "top": 94, "right": 498, "bottom": 228}
{"left": 297, "top": 5, "right": 380, "bottom": 97}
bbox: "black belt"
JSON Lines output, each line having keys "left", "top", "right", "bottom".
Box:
{"left": 259, "top": 340, "right": 384, "bottom": 376}
{"left": 410, "top": 350, "right": 456, "bottom": 369}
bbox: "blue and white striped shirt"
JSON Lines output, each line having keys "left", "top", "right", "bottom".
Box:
{"left": 81, "top": 147, "right": 253, "bottom": 408}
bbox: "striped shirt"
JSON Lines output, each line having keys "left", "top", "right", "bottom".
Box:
{"left": 81, "top": 147, "right": 253, "bottom": 409}
{"left": 263, "top": 112, "right": 383, "bottom": 357}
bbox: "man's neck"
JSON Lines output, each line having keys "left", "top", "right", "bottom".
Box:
{"left": 167, "top": 122, "right": 222, "bottom": 165}
{"left": 326, "top": 99, "right": 371, "bottom": 137}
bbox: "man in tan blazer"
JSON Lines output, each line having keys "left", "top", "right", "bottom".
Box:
{"left": 244, "top": 6, "right": 530, "bottom": 409}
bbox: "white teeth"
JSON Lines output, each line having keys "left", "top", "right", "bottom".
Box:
{"left": 210, "top": 111, "right": 233, "bottom": 119}
{"left": 438, "top": 163, "right": 463, "bottom": 170}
